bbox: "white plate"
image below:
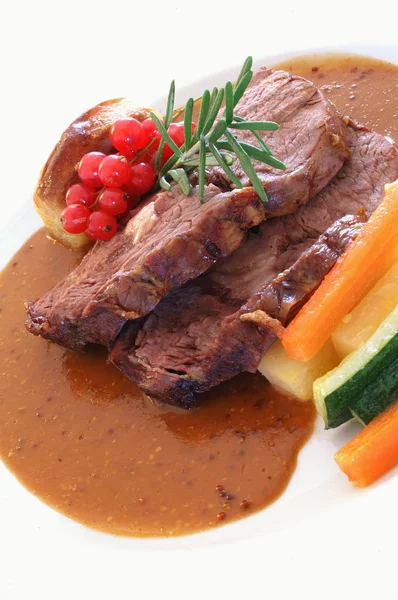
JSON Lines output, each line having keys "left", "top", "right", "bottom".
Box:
{"left": 1, "top": 44, "right": 398, "bottom": 600}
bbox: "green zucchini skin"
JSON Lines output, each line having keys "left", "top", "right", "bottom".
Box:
{"left": 349, "top": 353, "right": 398, "bottom": 425}
{"left": 323, "top": 393, "right": 353, "bottom": 430}
{"left": 324, "top": 332, "right": 398, "bottom": 428}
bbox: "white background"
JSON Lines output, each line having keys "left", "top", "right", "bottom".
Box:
{"left": 1, "top": 0, "right": 397, "bottom": 232}
{"left": 1, "top": 2, "right": 398, "bottom": 599}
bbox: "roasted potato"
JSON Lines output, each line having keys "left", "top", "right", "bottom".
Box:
{"left": 34, "top": 99, "right": 150, "bottom": 250}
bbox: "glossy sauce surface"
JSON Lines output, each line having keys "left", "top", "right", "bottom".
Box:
{"left": 0, "top": 54, "right": 397, "bottom": 538}
{"left": 0, "top": 232, "right": 314, "bottom": 535}
{"left": 276, "top": 54, "right": 398, "bottom": 140}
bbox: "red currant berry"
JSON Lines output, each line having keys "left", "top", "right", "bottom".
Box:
{"left": 110, "top": 118, "right": 149, "bottom": 157}
{"left": 60, "top": 204, "right": 91, "bottom": 234}
{"left": 138, "top": 148, "right": 152, "bottom": 162}
{"left": 168, "top": 122, "right": 185, "bottom": 147}
{"left": 125, "top": 162, "right": 156, "bottom": 195}
{"left": 66, "top": 183, "right": 97, "bottom": 208}
{"left": 98, "top": 188, "right": 128, "bottom": 215}
{"left": 85, "top": 210, "right": 118, "bottom": 241}
{"left": 98, "top": 154, "right": 132, "bottom": 187}
{"left": 119, "top": 193, "right": 141, "bottom": 218}
{"left": 84, "top": 229, "right": 96, "bottom": 241}
{"left": 160, "top": 122, "right": 191, "bottom": 164}
{"left": 141, "top": 118, "right": 159, "bottom": 137}
{"left": 142, "top": 118, "right": 162, "bottom": 151}
{"left": 147, "top": 150, "right": 168, "bottom": 170}
{"left": 149, "top": 130, "right": 162, "bottom": 153}
{"left": 77, "top": 152, "right": 106, "bottom": 187}
{"left": 160, "top": 143, "right": 174, "bottom": 164}
{"left": 126, "top": 194, "right": 141, "bottom": 211}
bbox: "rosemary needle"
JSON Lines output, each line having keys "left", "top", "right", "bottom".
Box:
{"left": 184, "top": 98, "right": 194, "bottom": 149}
{"left": 150, "top": 56, "right": 286, "bottom": 201}
{"left": 198, "top": 135, "right": 206, "bottom": 203}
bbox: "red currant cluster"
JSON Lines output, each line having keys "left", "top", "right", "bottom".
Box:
{"left": 61, "top": 117, "right": 196, "bottom": 241}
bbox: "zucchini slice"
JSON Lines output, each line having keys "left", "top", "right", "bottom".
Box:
{"left": 350, "top": 354, "right": 398, "bottom": 425}
{"left": 314, "top": 305, "right": 398, "bottom": 429}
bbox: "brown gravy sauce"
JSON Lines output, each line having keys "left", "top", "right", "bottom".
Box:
{"left": 276, "top": 53, "right": 398, "bottom": 140}
{"left": 0, "top": 54, "right": 396, "bottom": 538}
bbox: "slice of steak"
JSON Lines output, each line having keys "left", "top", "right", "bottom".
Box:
{"left": 111, "top": 216, "right": 364, "bottom": 408}
{"left": 26, "top": 68, "right": 349, "bottom": 350}
{"left": 210, "top": 67, "right": 350, "bottom": 216}
{"left": 111, "top": 124, "right": 398, "bottom": 407}
{"left": 26, "top": 185, "right": 264, "bottom": 349}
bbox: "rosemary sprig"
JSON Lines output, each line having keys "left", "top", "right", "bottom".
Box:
{"left": 233, "top": 115, "right": 272, "bottom": 154}
{"left": 150, "top": 56, "right": 286, "bottom": 203}
{"left": 208, "top": 119, "right": 228, "bottom": 144}
{"left": 191, "top": 89, "right": 211, "bottom": 146}
{"left": 183, "top": 151, "right": 234, "bottom": 169}
{"left": 209, "top": 142, "right": 243, "bottom": 189}
{"left": 235, "top": 56, "right": 253, "bottom": 88}
{"left": 169, "top": 168, "right": 191, "bottom": 195}
{"left": 184, "top": 97, "right": 194, "bottom": 149}
{"left": 164, "top": 80, "right": 175, "bottom": 126}
{"left": 159, "top": 175, "right": 172, "bottom": 192}
{"left": 150, "top": 112, "right": 183, "bottom": 158}
{"left": 225, "top": 81, "right": 234, "bottom": 125}
{"left": 239, "top": 142, "right": 287, "bottom": 170}
{"left": 154, "top": 80, "right": 175, "bottom": 172}
{"left": 202, "top": 88, "right": 224, "bottom": 136}
{"left": 198, "top": 135, "right": 206, "bottom": 204}
{"left": 232, "top": 71, "right": 253, "bottom": 107}
{"left": 225, "top": 130, "right": 268, "bottom": 203}
{"left": 229, "top": 121, "right": 279, "bottom": 131}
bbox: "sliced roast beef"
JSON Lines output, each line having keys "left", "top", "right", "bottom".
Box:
{"left": 111, "top": 216, "right": 364, "bottom": 407}
{"left": 26, "top": 185, "right": 264, "bottom": 349}
{"left": 26, "top": 68, "right": 349, "bottom": 350}
{"left": 212, "top": 68, "right": 350, "bottom": 216}
{"left": 110, "top": 124, "right": 398, "bottom": 407}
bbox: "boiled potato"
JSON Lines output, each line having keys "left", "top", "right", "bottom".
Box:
{"left": 332, "top": 261, "right": 398, "bottom": 358}
{"left": 258, "top": 338, "right": 340, "bottom": 400}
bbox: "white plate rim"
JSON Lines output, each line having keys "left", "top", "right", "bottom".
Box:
{"left": 1, "top": 41, "right": 398, "bottom": 599}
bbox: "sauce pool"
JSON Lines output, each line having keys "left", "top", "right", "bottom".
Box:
{"left": 0, "top": 232, "right": 315, "bottom": 536}
{"left": 276, "top": 53, "right": 398, "bottom": 140}
{"left": 0, "top": 53, "right": 397, "bottom": 537}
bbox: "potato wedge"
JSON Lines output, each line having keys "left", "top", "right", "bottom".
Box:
{"left": 259, "top": 338, "right": 340, "bottom": 401}
{"left": 34, "top": 99, "right": 150, "bottom": 250}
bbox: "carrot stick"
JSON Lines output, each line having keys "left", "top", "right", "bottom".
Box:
{"left": 334, "top": 400, "right": 398, "bottom": 487}
{"left": 282, "top": 181, "right": 398, "bottom": 361}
